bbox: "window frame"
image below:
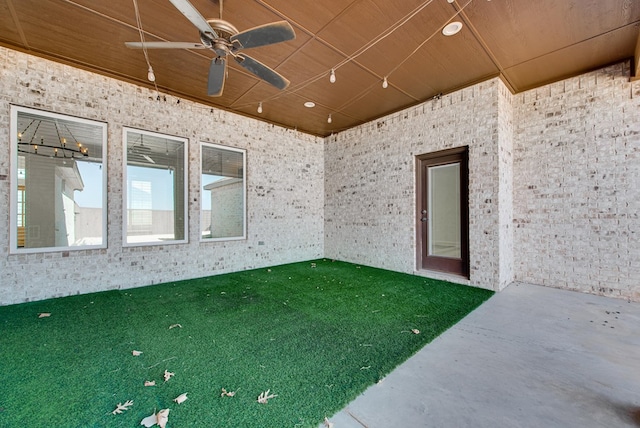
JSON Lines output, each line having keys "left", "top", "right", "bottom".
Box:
{"left": 122, "top": 127, "right": 189, "bottom": 247}
{"left": 199, "top": 141, "right": 247, "bottom": 242}
{"left": 9, "top": 105, "right": 108, "bottom": 254}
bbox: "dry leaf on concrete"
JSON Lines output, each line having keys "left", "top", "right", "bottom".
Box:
{"left": 324, "top": 417, "right": 334, "bottom": 428}
{"left": 221, "top": 388, "right": 236, "bottom": 397}
{"left": 163, "top": 370, "right": 174, "bottom": 382}
{"left": 38, "top": 313, "right": 51, "bottom": 318}
{"left": 257, "top": 389, "right": 277, "bottom": 404}
{"left": 140, "top": 408, "right": 170, "bottom": 428}
{"left": 144, "top": 380, "right": 156, "bottom": 387}
{"left": 173, "top": 392, "right": 188, "bottom": 404}
{"left": 111, "top": 400, "right": 133, "bottom": 415}
{"left": 132, "top": 350, "right": 143, "bottom": 356}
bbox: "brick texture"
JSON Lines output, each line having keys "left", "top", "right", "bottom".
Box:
{"left": 325, "top": 63, "right": 639, "bottom": 301}
{"left": 0, "top": 47, "right": 324, "bottom": 305}
{"left": 513, "top": 62, "right": 640, "bottom": 301}
{"left": 325, "top": 79, "right": 510, "bottom": 291}
{"left": 1, "top": 46, "right": 638, "bottom": 304}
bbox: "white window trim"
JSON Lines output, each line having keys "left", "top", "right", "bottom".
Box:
{"left": 199, "top": 141, "right": 247, "bottom": 242}
{"left": 122, "top": 127, "right": 189, "bottom": 247}
{"left": 9, "top": 105, "right": 108, "bottom": 254}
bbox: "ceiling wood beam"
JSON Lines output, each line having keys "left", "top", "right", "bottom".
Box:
{"left": 457, "top": 6, "right": 515, "bottom": 93}
{"left": 6, "top": 0, "right": 29, "bottom": 49}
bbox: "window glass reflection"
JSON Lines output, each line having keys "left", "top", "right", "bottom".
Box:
{"left": 124, "top": 129, "right": 187, "bottom": 245}
{"left": 11, "top": 106, "right": 107, "bottom": 252}
{"left": 201, "top": 143, "right": 246, "bottom": 240}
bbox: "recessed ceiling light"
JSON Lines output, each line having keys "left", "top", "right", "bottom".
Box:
{"left": 442, "top": 21, "right": 463, "bottom": 36}
{"left": 304, "top": 101, "right": 316, "bottom": 108}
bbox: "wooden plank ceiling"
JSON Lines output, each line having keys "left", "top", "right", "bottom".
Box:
{"left": 1, "top": 0, "right": 639, "bottom": 137}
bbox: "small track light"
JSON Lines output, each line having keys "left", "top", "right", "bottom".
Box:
{"left": 327, "top": 114, "right": 332, "bottom": 124}
{"left": 382, "top": 76, "right": 388, "bottom": 89}
{"left": 147, "top": 66, "right": 156, "bottom": 82}
{"left": 257, "top": 102, "right": 263, "bottom": 114}
{"left": 329, "top": 68, "right": 336, "bottom": 83}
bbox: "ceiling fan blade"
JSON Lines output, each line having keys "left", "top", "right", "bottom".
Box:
{"left": 230, "top": 21, "right": 295, "bottom": 50}
{"left": 125, "top": 42, "right": 206, "bottom": 49}
{"left": 142, "top": 154, "right": 156, "bottom": 164}
{"left": 234, "top": 54, "right": 289, "bottom": 90}
{"left": 168, "top": 0, "right": 218, "bottom": 38}
{"left": 208, "top": 57, "right": 227, "bottom": 97}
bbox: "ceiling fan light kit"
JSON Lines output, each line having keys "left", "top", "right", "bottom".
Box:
{"left": 125, "top": 0, "right": 296, "bottom": 97}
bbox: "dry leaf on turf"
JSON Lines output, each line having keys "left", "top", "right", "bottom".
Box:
{"left": 111, "top": 400, "right": 133, "bottom": 415}
{"left": 38, "top": 313, "right": 51, "bottom": 318}
{"left": 257, "top": 389, "right": 277, "bottom": 404}
{"left": 411, "top": 329, "right": 420, "bottom": 334}
{"left": 132, "top": 350, "right": 143, "bottom": 356}
{"left": 156, "top": 409, "right": 169, "bottom": 428}
{"left": 173, "top": 392, "right": 188, "bottom": 404}
{"left": 140, "top": 408, "right": 170, "bottom": 428}
{"left": 163, "top": 370, "right": 174, "bottom": 382}
{"left": 140, "top": 412, "right": 156, "bottom": 427}
{"left": 221, "top": 388, "right": 236, "bottom": 397}
{"left": 144, "top": 380, "right": 156, "bottom": 387}
{"left": 168, "top": 324, "right": 182, "bottom": 329}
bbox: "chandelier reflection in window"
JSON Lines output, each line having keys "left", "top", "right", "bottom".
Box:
{"left": 17, "top": 119, "right": 89, "bottom": 159}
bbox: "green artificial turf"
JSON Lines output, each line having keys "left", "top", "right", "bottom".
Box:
{"left": 0, "top": 259, "right": 493, "bottom": 427}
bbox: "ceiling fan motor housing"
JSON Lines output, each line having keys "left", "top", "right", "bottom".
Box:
{"left": 201, "top": 19, "right": 240, "bottom": 56}
{"left": 207, "top": 19, "right": 239, "bottom": 38}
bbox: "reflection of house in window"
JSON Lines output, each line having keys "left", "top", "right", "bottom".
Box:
{"left": 128, "top": 180, "right": 153, "bottom": 234}
{"left": 22, "top": 154, "right": 85, "bottom": 248}
{"left": 17, "top": 185, "right": 25, "bottom": 247}
{"left": 124, "top": 129, "right": 186, "bottom": 245}
{"left": 204, "top": 178, "right": 244, "bottom": 239}
{"left": 12, "top": 106, "right": 106, "bottom": 252}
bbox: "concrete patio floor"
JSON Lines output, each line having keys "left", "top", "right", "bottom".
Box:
{"left": 322, "top": 283, "right": 640, "bottom": 428}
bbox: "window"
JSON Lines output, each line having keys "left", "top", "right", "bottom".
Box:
{"left": 124, "top": 128, "right": 187, "bottom": 245}
{"left": 200, "top": 142, "right": 246, "bottom": 241}
{"left": 10, "top": 106, "right": 107, "bottom": 253}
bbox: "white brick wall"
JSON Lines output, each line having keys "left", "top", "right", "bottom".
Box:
{"left": 0, "top": 47, "right": 324, "bottom": 305}
{"left": 513, "top": 62, "right": 640, "bottom": 301}
{"left": 325, "top": 79, "right": 508, "bottom": 291}
{"left": 1, "top": 46, "right": 638, "bottom": 304}
{"left": 325, "top": 63, "right": 639, "bottom": 301}
{"left": 498, "top": 82, "right": 515, "bottom": 287}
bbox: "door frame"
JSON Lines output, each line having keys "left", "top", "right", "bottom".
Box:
{"left": 415, "top": 146, "right": 469, "bottom": 277}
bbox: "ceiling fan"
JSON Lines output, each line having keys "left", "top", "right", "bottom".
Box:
{"left": 129, "top": 135, "right": 156, "bottom": 164}
{"left": 125, "top": 0, "right": 295, "bottom": 97}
